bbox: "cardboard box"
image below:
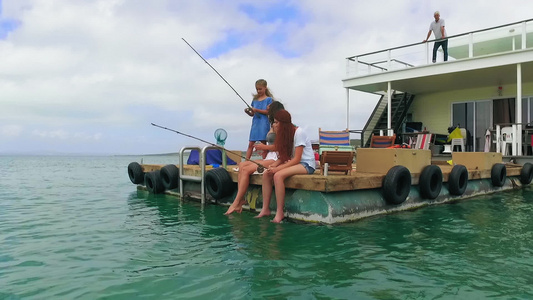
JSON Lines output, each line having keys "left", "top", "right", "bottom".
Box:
{"left": 451, "top": 152, "right": 502, "bottom": 170}
{"left": 356, "top": 148, "right": 431, "bottom": 174}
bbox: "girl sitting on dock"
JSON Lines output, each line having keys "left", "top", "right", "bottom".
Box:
{"left": 256, "top": 109, "right": 316, "bottom": 223}
{"left": 224, "top": 101, "right": 285, "bottom": 215}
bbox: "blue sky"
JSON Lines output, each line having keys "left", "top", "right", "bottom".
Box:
{"left": 1, "top": 0, "right": 533, "bottom": 155}
{"left": 204, "top": 2, "right": 306, "bottom": 59}
{"left": 0, "top": 0, "right": 18, "bottom": 39}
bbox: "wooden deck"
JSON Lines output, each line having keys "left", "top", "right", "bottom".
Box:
{"left": 141, "top": 162, "right": 523, "bottom": 193}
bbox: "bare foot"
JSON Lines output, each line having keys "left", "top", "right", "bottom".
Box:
{"left": 224, "top": 205, "right": 242, "bottom": 215}
{"left": 224, "top": 200, "right": 246, "bottom": 215}
{"left": 255, "top": 210, "right": 271, "bottom": 218}
{"left": 271, "top": 215, "right": 284, "bottom": 223}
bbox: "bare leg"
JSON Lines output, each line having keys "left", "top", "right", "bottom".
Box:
{"left": 271, "top": 164, "right": 308, "bottom": 223}
{"left": 256, "top": 169, "right": 273, "bottom": 218}
{"left": 245, "top": 141, "right": 255, "bottom": 160}
{"left": 225, "top": 162, "right": 252, "bottom": 215}
{"left": 225, "top": 160, "right": 275, "bottom": 215}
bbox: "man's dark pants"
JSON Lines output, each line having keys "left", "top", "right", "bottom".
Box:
{"left": 432, "top": 39, "right": 448, "bottom": 63}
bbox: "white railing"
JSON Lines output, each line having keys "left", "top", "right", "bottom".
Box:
{"left": 346, "top": 19, "right": 533, "bottom": 78}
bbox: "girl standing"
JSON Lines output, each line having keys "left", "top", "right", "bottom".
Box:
{"left": 246, "top": 79, "right": 273, "bottom": 160}
{"left": 256, "top": 109, "right": 316, "bottom": 223}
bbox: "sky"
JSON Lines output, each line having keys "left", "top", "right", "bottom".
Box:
{"left": 1, "top": 0, "right": 533, "bottom": 155}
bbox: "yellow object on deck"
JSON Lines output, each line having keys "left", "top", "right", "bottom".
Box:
{"left": 447, "top": 127, "right": 463, "bottom": 142}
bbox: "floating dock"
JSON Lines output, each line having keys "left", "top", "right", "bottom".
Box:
{"left": 128, "top": 149, "right": 533, "bottom": 224}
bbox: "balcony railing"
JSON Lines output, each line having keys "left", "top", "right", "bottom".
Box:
{"left": 346, "top": 19, "right": 533, "bottom": 78}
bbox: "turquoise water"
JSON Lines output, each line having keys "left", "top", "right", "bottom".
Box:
{"left": 1, "top": 155, "right": 532, "bottom": 299}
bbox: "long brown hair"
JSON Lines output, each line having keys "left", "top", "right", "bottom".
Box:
{"left": 274, "top": 109, "right": 296, "bottom": 163}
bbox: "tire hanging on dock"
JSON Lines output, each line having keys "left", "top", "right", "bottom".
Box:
{"left": 448, "top": 164, "right": 468, "bottom": 196}
{"left": 382, "top": 165, "right": 411, "bottom": 205}
{"left": 128, "top": 162, "right": 144, "bottom": 185}
{"left": 491, "top": 163, "right": 507, "bottom": 187}
{"left": 520, "top": 162, "right": 533, "bottom": 185}
{"left": 145, "top": 170, "right": 165, "bottom": 194}
{"left": 419, "top": 165, "right": 442, "bottom": 199}
{"left": 205, "top": 167, "right": 235, "bottom": 200}
{"left": 161, "top": 164, "right": 180, "bottom": 190}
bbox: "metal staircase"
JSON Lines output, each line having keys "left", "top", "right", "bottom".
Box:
{"left": 361, "top": 91, "right": 415, "bottom": 147}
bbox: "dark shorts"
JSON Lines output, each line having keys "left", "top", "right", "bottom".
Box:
{"left": 300, "top": 162, "right": 315, "bottom": 174}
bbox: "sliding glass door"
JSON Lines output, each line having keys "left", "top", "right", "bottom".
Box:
{"left": 452, "top": 101, "right": 492, "bottom": 151}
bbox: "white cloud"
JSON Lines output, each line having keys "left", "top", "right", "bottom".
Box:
{"left": 32, "top": 129, "right": 69, "bottom": 139}
{"left": 0, "top": 125, "right": 23, "bottom": 137}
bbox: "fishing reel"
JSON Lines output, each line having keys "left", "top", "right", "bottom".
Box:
{"left": 256, "top": 165, "right": 265, "bottom": 174}
{"left": 245, "top": 107, "right": 254, "bottom": 117}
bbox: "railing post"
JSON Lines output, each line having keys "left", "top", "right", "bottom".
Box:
{"left": 345, "top": 58, "right": 350, "bottom": 77}
{"left": 387, "top": 49, "right": 391, "bottom": 71}
{"left": 522, "top": 21, "right": 527, "bottom": 50}
{"left": 425, "top": 42, "right": 429, "bottom": 64}
{"left": 469, "top": 33, "right": 474, "bottom": 58}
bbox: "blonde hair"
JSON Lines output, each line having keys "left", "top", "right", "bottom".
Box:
{"left": 252, "top": 79, "right": 274, "bottom": 99}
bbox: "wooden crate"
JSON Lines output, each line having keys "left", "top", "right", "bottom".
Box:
{"left": 451, "top": 152, "right": 502, "bottom": 170}
{"left": 356, "top": 148, "right": 431, "bottom": 174}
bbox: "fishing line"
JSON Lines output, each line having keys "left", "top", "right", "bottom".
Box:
{"left": 182, "top": 38, "right": 254, "bottom": 116}
{"left": 151, "top": 123, "right": 266, "bottom": 173}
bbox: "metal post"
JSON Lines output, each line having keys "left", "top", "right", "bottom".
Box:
{"left": 517, "top": 63, "right": 523, "bottom": 155}
{"left": 346, "top": 88, "right": 350, "bottom": 130}
{"left": 496, "top": 124, "right": 501, "bottom": 153}
{"left": 387, "top": 82, "right": 392, "bottom": 136}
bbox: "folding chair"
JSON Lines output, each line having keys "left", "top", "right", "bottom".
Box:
{"left": 415, "top": 133, "right": 433, "bottom": 150}
{"left": 320, "top": 151, "right": 354, "bottom": 175}
{"left": 318, "top": 128, "right": 353, "bottom": 154}
{"left": 318, "top": 128, "right": 355, "bottom": 175}
{"left": 369, "top": 134, "right": 396, "bottom": 148}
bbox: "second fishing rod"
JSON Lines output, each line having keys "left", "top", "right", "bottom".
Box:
{"left": 182, "top": 38, "right": 255, "bottom": 117}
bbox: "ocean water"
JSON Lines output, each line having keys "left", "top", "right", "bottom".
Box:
{"left": 0, "top": 155, "right": 532, "bottom": 299}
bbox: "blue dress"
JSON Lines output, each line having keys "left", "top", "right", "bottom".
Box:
{"left": 249, "top": 97, "right": 273, "bottom": 141}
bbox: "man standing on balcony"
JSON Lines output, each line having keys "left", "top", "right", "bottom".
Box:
{"left": 423, "top": 11, "right": 448, "bottom": 63}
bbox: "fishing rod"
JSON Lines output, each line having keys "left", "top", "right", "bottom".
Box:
{"left": 181, "top": 38, "right": 254, "bottom": 116}
{"left": 151, "top": 123, "right": 265, "bottom": 173}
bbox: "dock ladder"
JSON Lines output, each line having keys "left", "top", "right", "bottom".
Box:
{"left": 179, "top": 145, "right": 221, "bottom": 204}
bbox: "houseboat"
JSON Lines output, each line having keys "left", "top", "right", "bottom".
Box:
{"left": 128, "top": 19, "right": 533, "bottom": 224}
{"left": 344, "top": 18, "right": 533, "bottom": 161}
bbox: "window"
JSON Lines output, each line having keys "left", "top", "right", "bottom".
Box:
{"left": 521, "top": 97, "right": 533, "bottom": 126}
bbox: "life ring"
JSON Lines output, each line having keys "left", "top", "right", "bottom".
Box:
{"left": 128, "top": 162, "right": 144, "bottom": 184}
{"left": 144, "top": 170, "right": 165, "bottom": 194}
{"left": 205, "top": 167, "right": 236, "bottom": 200}
{"left": 520, "top": 162, "right": 533, "bottom": 185}
{"left": 448, "top": 164, "right": 468, "bottom": 195}
{"left": 382, "top": 165, "right": 411, "bottom": 205}
{"left": 419, "top": 165, "right": 442, "bottom": 199}
{"left": 491, "top": 163, "right": 507, "bottom": 187}
{"left": 161, "top": 164, "right": 180, "bottom": 190}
